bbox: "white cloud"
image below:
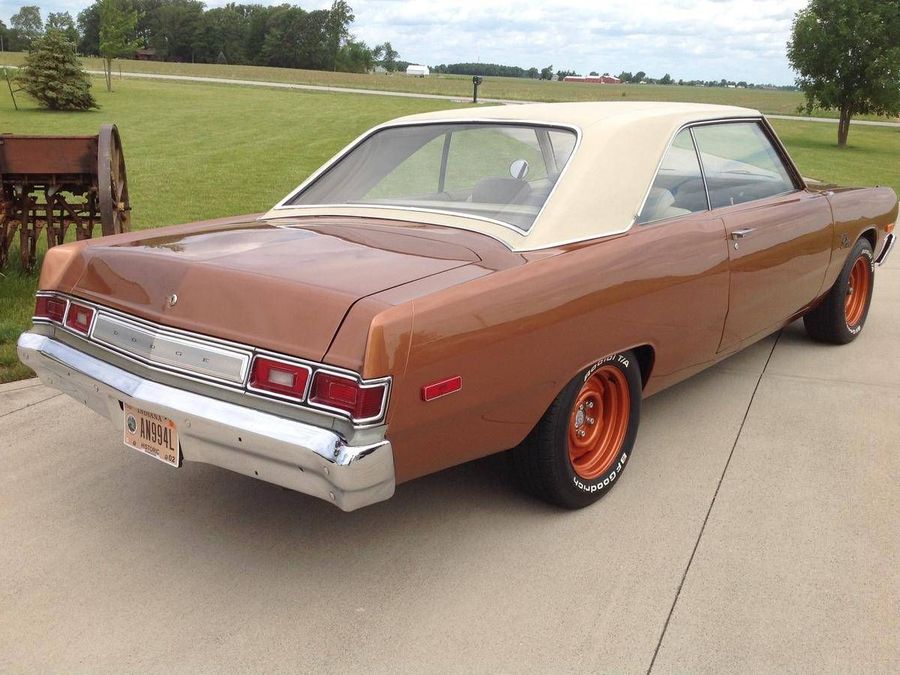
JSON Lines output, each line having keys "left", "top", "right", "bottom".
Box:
{"left": 1, "top": 0, "right": 808, "bottom": 84}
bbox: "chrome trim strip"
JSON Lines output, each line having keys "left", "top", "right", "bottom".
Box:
{"left": 91, "top": 313, "right": 251, "bottom": 384}
{"left": 875, "top": 232, "right": 895, "bottom": 266}
{"left": 272, "top": 203, "right": 532, "bottom": 239}
{"left": 17, "top": 331, "right": 395, "bottom": 511}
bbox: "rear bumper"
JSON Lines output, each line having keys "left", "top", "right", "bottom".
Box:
{"left": 875, "top": 232, "right": 895, "bottom": 266}
{"left": 17, "top": 332, "right": 395, "bottom": 511}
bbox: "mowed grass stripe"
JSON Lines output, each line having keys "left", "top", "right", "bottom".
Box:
{"left": 1, "top": 51, "right": 897, "bottom": 121}
{"left": 0, "top": 77, "right": 897, "bottom": 382}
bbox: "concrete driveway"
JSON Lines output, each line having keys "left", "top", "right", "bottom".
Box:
{"left": 2, "top": 252, "right": 898, "bottom": 673}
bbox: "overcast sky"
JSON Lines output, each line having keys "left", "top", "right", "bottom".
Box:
{"left": 1, "top": 0, "right": 809, "bottom": 84}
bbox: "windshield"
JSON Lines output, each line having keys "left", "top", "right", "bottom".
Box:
{"left": 287, "top": 123, "right": 578, "bottom": 231}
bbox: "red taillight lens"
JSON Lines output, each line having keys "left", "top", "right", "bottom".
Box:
{"left": 310, "top": 372, "right": 387, "bottom": 421}
{"left": 34, "top": 295, "right": 68, "bottom": 323}
{"left": 65, "top": 303, "right": 95, "bottom": 335}
{"left": 249, "top": 357, "right": 311, "bottom": 399}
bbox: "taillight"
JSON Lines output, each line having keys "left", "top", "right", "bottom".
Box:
{"left": 34, "top": 295, "right": 68, "bottom": 323}
{"left": 65, "top": 303, "right": 95, "bottom": 335}
{"left": 887, "top": 222, "right": 895, "bottom": 234}
{"left": 249, "top": 356, "right": 311, "bottom": 399}
{"left": 310, "top": 372, "right": 387, "bottom": 421}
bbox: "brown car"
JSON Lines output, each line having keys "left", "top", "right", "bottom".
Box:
{"left": 18, "top": 102, "right": 898, "bottom": 510}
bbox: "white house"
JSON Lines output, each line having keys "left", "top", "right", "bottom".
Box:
{"left": 406, "top": 64, "right": 430, "bottom": 77}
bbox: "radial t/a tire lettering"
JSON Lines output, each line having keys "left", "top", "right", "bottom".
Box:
{"left": 511, "top": 351, "right": 642, "bottom": 509}
{"left": 804, "top": 239, "right": 874, "bottom": 345}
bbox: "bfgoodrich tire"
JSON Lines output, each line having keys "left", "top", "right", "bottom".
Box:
{"left": 511, "top": 351, "right": 642, "bottom": 509}
{"left": 803, "top": 238, "right": 874, "bottom": 345}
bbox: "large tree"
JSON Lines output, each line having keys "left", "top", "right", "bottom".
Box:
{"left": 46, "top": 11, "right": 79, "bottom": 45}
{"left": 324, "top": 0, "right": 354, "bottom": 71}
{"left": 16, "top": 29, "right": 97, "bottom": 110}
{"left": 788, "top": 0, "right": 900, "bottom": 146}
{"left": 10, "top": 5, "right": 43, "bottom": 50}
{"left": 98, "top": 0, "right": 139, "bottom": 91}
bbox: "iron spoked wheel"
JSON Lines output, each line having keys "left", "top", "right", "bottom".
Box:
{"left": 568, "top": 366, "right": 631, "bottom": 481}
{"left": 98, "top": 124, "right": 131, "bottom": 236}
{"left": 844, "top": 256, "right": 871, "bottom": 329}
{"left": 803, "top": 238, "right": 874, "bottom": 345}
{"left": 512, "top": 352, "right": 642, "bottom": 509}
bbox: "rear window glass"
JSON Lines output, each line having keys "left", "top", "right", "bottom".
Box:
{"left": 288, "top": 123, "right": 578, "bottom": 231}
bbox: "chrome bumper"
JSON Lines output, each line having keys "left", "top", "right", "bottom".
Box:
{"left": 875, "top": 232, "right": 895, "bottom": 266}
{"left": 17, "top": 332, "right": 395, "bottom": 511}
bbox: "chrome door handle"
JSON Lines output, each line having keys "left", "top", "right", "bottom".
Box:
{"left": 731, "top": 228, "right": 755, "bottom": 240}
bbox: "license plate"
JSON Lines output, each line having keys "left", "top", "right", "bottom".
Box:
{"left": 123, "top": 402, "right": 180, "bottom": 467}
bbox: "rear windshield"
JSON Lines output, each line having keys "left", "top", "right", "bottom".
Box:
{"left": 287, "top": 123, "right": 578, "bottom": 231}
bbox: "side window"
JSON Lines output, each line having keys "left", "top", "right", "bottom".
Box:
{"left": 692, "top": 122, "right": 797, "bottom": 209}
{"left": 637, "top": 129, "right": 707, "bottom": 224}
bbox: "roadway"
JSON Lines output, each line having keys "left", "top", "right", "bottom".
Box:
{"left": 1, "top": 249, "right": 897, "bottom": 671}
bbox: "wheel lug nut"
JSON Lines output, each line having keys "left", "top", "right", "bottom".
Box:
{"left": 578, "top": 429, "right": 586, "bottom": 438}
{"left": 587, "top": 417, "right": 595, "bottom": 425}
{"left": 586, "top": 401, "right": 594, "bottom": 409}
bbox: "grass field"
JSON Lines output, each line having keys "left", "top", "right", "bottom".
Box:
{"left": 1, "top": 76, "right": 898, "bottom": 382}
{"left": 2, "top": 51, "right": 898, "bottom": 122}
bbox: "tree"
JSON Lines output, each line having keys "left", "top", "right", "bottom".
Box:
{"left": 556, "top": 69, "right": 576, "bottom": 81}
{"left": 46, "top": 11, "right": 78, "bottom": 45}
{"left": 589, "top": 70, "right": 599, "bottom": 76}
{"left": 324, "top": 1, "right": 354, "bottom": 70}
{"left": 659, "top": 73, "right": 672, "bottom": 85}
{"left": 633, "top": 70, "right": 646, "bottom": 83}
{"left": 98, "top": 0, "right": 139, "bottom": 92}
{"left": 16, "top": 29, "right": 97, "bottom": 110}
{"left": 335, "top": 39, "right": 372, "bottom": 73}
{"left": 617, "top": 71, "right": 633, "bottom": 83}
{"left": 11, "top": 5, "right": 43, "bottom": 50}
{"left": 539, "top": 64, "right": 553, "bottom": 80}
{"left": 375, "top": 41, "right": 399, "bottom": 72}
{"left": 788, "top": 0, "right": 900, "bottom": 146}
{"left": 77, "top": 4, "right": 101, "bottom": 55}
{"left": 526, "top": 66, "right": 539, "bottom": 79}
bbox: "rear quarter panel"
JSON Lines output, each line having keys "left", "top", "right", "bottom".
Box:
{"left": 379, "top": 214, "right": 731, "bottom": 483}
{"left": 821, "top": 187, "right": 898, "bottom": 292}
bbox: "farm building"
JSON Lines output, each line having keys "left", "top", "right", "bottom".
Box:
{"left": 564, "top": 75, "right": 621, "bottom": 84}
{"left": 406, "top": 64, "right": 430, "bottom": 77}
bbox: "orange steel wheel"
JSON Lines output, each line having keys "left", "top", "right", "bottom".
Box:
{"left": 568, "top": 365, "right": 631, "bottom": 480}
{"left": 845, "top": 256, "right": 871, "bottom": 327}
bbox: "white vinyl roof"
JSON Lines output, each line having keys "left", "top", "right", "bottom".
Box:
{"left": 266, "top": 101, "right": 762, "bottom": 250}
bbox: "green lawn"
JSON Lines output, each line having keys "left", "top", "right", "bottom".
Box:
{"left": 0, "top": 77, "right": 897, "bottom": 382}
{"left": 2, "top": 51, "right": 898, "bottom": 121}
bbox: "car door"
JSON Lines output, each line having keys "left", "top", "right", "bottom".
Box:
{"left": 691, "top": 121, "right": 833, "bottom": 352}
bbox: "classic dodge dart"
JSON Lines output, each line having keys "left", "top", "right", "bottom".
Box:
{"left": 18, "top": 102, "right": 898, "bottom": 510}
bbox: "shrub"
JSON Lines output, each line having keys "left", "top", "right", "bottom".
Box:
{"left": 17, "top": 30, "right": 98, "bottom": 111}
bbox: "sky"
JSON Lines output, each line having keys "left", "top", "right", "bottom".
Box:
{"left": 1, "top": 0, "right": 810, "bottom": 85}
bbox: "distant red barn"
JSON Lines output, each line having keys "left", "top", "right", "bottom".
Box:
{"left": 564, "top": 75, "right": 621, "bottom": 84}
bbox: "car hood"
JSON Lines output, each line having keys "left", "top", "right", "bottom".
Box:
{"left": 40, "top": 215, "right": 487, "bottom": 362}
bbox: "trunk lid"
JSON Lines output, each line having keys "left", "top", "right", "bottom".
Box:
{"left": 54, "top": 217, "right": 482, "bottom": 361}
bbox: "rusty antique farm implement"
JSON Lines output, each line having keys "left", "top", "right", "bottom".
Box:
{"left": 0, "top": 124, "right": 131, "bottom": 271}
